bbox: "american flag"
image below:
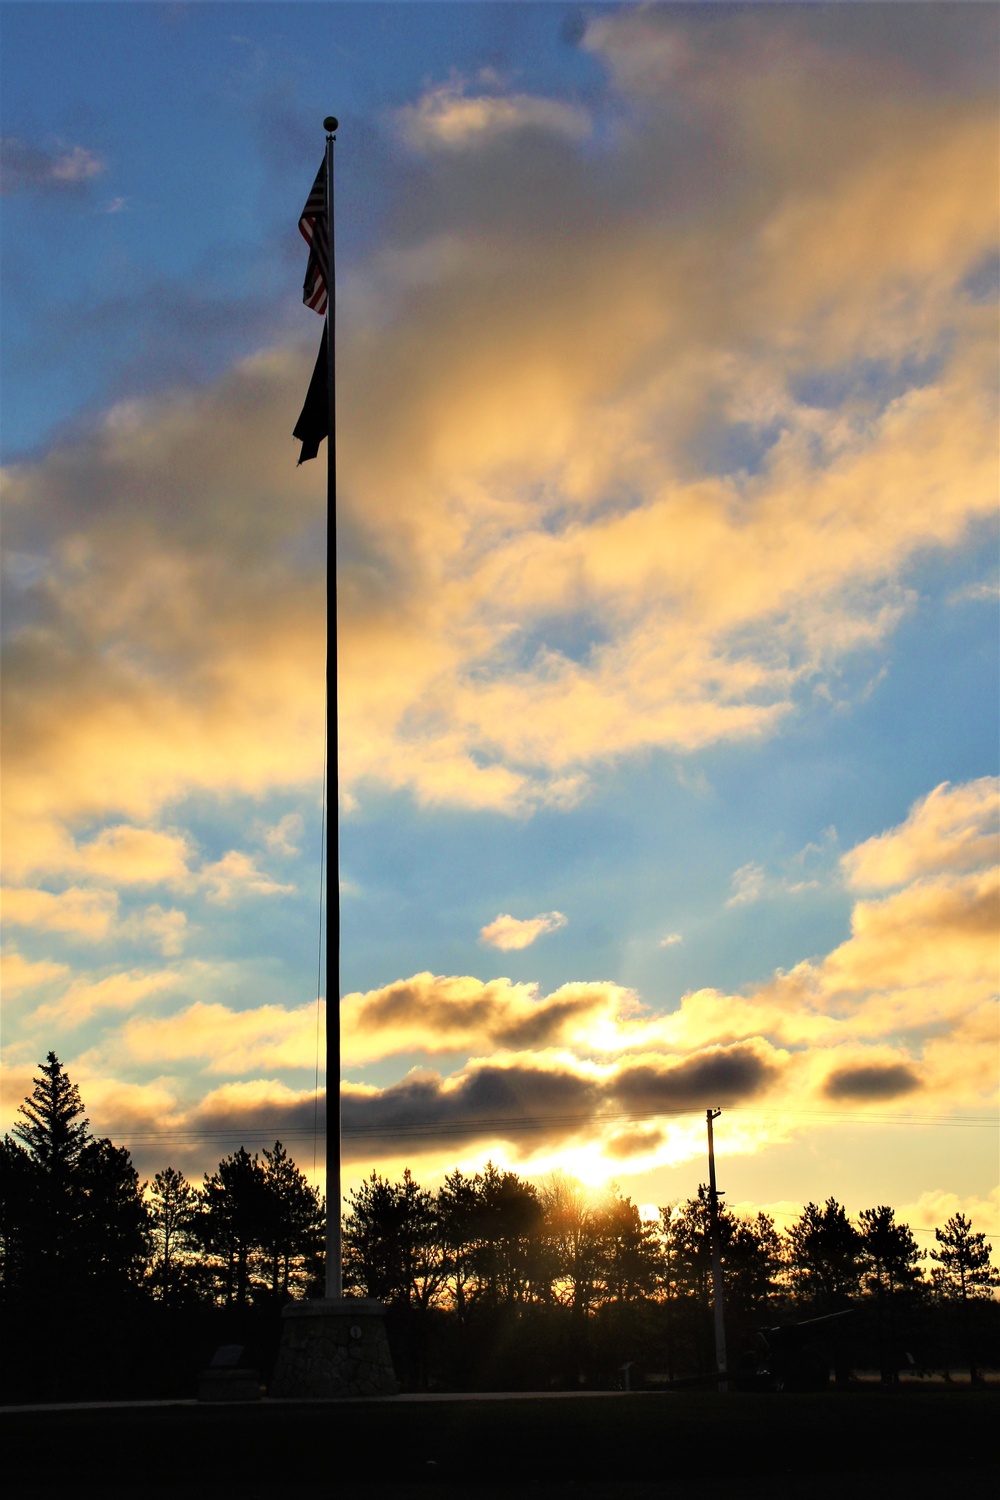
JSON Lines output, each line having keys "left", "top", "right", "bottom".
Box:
{"left": 299, "top": 160, "right": 328, "bottom": 315}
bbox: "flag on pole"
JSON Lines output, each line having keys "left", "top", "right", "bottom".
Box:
{"left": 299, "top": 160, "right": 328, "bottom": 315}
{"left": 293, "top": 325, "right": 328, "bottom": 464}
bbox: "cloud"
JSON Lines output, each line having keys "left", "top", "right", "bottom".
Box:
{"left": 339, "top": 1039, "right": 784, "bottom": 1163}
{"left": 1, "top": 342, "right": 326, "bottom": 883}
{"left": 726, "top": 849, "right": 827, "bottom": 907}
{"left": 0, "top": 881, "right": 185, "bottom": 958}
{"left": 259, "top": 812, "right": 304, "bottom": 857}
{"left": 75, "top": 825, "right": 196, "bottom": 887}
{"left": 122, "top": 905, "right": 188, "bottom": 958}
{"left": 0, "top": 136, "right": 106, "bottom": 195}
{"left": 0, "top": 947, "right": 70, "bottom": 996}
{"left": 30, "top": 965, "right": 182, "bottom": 1027}
{"left": 66, "top": 772, "right": 995, "bottom": 1154}
{"left": 948, "top": 580, "right": 1000, "bottom": 606}
{"left": 1, "top": 885, "right": 119, "bottom": 941}
{"left": 821, "top": 868, "right": 999, "bottom": 995}
{"left": 399, "top": 81, "right": 590, "bottom": 152}
{"left": 200, "top": 850, "right": 295, "bottom": 904}
{"left": 342, "top": 973, "right": 630, "bottom": 1064}
{"left": 3, "top": 14, "right": 996, "bottom": 871}
{"left": 186, "top": 1078, "right": 319, "bottom": 1141}
{"left": 338, "top": 1036, "right": 785, "bottom": 1164}
{"left": 659, "top": 933, "right": 683, "bottom": 948}
{"left": 479, "top": 911, "right": 568, "bottom": 950}
{"left": 823, "top": 1062, "right": 921, "bottom": 1101}
{"left": 610, "top": 1044, "right": 779, "bottom": 1111}
{"left": 897, "top": 1187, "right": 1000, "bottom": 1235}
{"left": 342, "top": 1060, "right": 599, "bottom": 1157}
{"left": 115, "top": 998, "right": 320, "bottom": 1075}
{"left": 727, "top": 863, "right": 766, "bottom": 907}
{"left": 842, "top": 778, "right": 1000, "bottom": 890}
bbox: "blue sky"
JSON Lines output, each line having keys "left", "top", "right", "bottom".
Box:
{"left": 2, "top": 2, "right": 997, "bottom": 1246}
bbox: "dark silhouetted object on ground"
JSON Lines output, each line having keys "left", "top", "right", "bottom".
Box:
{"left": 197, "top": 1342, "right": 262, "bottom": 1402}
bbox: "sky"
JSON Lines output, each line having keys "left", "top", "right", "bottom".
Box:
{"left": 1, "top": 1, "right": 997, "bottom": 1251}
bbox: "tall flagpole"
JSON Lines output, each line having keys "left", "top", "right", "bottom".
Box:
{"left": 274, "top": 122, "right": 394, "bottom": 1396}
{"left": 323, "top": 114, "right": 342, "bottom": 1302}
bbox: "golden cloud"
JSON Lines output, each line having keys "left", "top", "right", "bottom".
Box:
{"left": 200, "top": 850, "right": 295, "bottom": 905}
{"left": 0, "top": 946, "right": 70, "bottom": 996}
{"left": 479, "top": 911, "right": 568, "bottom": 951}
{"left": 115, "top": 998, "right": 320, "bottom": 1075}
{"left": 842, "top": 778, "right": 1000, "bottom": 890}
{"left": 74, "top": 824, "right": 196, "bottom": 887}
{"left": 3, "top": 12, "right": 995, "bottom": 880}
{"left": 29, "top": 966, "right": 182, "bottom": 1027}
{"left": 399, "top": 81, "right": 590, "bottom": 151}
{"left": 1, "top": 884, "right": 119, "bottom": 941}
{"left": 74, "top": 774, "right": 995, "bottom": 1146}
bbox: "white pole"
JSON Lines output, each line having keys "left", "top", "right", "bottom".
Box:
{"left": 706, "top": 1108, "right": 728, "bottom": 1390}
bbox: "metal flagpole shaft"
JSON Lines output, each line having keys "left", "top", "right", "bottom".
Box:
{"left": 706, "top": 1107, "right": 728, "bottom": 1391}
{"left": 323, "top": 114, "right": 342, "bottom": 1302}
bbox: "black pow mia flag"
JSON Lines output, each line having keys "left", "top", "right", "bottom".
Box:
{"left": 293, "top": 324, "right": 328, "bottom": 465}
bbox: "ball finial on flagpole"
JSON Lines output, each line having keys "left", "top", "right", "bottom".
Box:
{"left": 324, "top": 116, "right": 339, "bottom": 133}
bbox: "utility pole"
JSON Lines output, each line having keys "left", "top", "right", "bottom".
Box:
{"left": 706, "top": 1107, "right": 728, "bottom": 1392}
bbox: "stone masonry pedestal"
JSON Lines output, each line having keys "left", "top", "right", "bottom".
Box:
{"left": 270, "top": 1298, "right": 397, "bottom": 1398}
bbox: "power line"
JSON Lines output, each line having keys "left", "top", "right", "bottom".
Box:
{"left": 92, "top": 1104, "right": 996, "bottom": 1144}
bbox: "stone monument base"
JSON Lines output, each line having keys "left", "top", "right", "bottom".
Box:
{"left": 269, "top": 1297, "right": 397, "bottom": 1398}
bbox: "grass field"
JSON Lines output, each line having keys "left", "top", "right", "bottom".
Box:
{"left": 3, "top": 1388, "right": 995, "bottom": 1498}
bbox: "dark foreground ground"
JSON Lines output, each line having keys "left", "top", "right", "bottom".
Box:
{"left": 3, "top": 1388, "right": 995, "bottom": 1500}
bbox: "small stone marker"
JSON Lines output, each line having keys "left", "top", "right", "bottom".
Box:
{"left": 197, "top": 1343, "right": 262, "bottom": 1403}
{"left": 210, "top": 1344, "right": 244, "bottom": 1368}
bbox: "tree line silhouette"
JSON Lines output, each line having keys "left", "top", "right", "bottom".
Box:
{"left": 1, "top": 1054, "right": 996, "bottom": 1401}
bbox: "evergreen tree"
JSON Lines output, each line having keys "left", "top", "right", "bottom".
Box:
{"left": 3, "top": 1058, "right": 150, "bottom": 1309}
{"left": 725, "top": 1210, "right": 784, "bottom": 1322}
{"left": 662, "top": 1189, "right": 715, "bottom": 1310}
{"left": 437, "top": 1168, "right": 480, "bottom": 1321}
{"left": 196, "top": 1147, "right": 269, "bottom": 1308}
{"left": 659, "top": 1189, "right": 776, "bottom": 1376}
{"left": 0, "top": 1135, "right": 42, "bottom": 1295}
{"left": 594, "top": 1186, "right": 660, "bottom": 1307}
{"left": 466, "top": 1162, "right": 544, "bottom": 1309}
{"left": 930, "top": 1213, "right": 1000, "bottom": 1383}
{"left": 930, "top": 1213, "right": 1000, "bottom": 1302}
{"left": 859, "top": 1205, "right": 923, "bottom": 1301}
{"left": 858, "top": 1205, "right": 924, "bottom": 1383}
{"left": 785, "top": 1198, "right": 863, "bottom": 1310}
{"left": 345, "top": 1168, "right": 443, "bottom": 1308}
{"left": 149, "top": 1167, "right": 201, "bottom": 1303}
{"left": 260, "top": 1142, "right": 325, "bottom": 1299}
{"left": 76, "top": 1137, "right": 152, "bottom": 1289}
{"left": 9, "top": 1053, "right": 94, "bottom": 1283}
{"left": 11, "top": 1052, "right": 91, "bottom": 1171}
